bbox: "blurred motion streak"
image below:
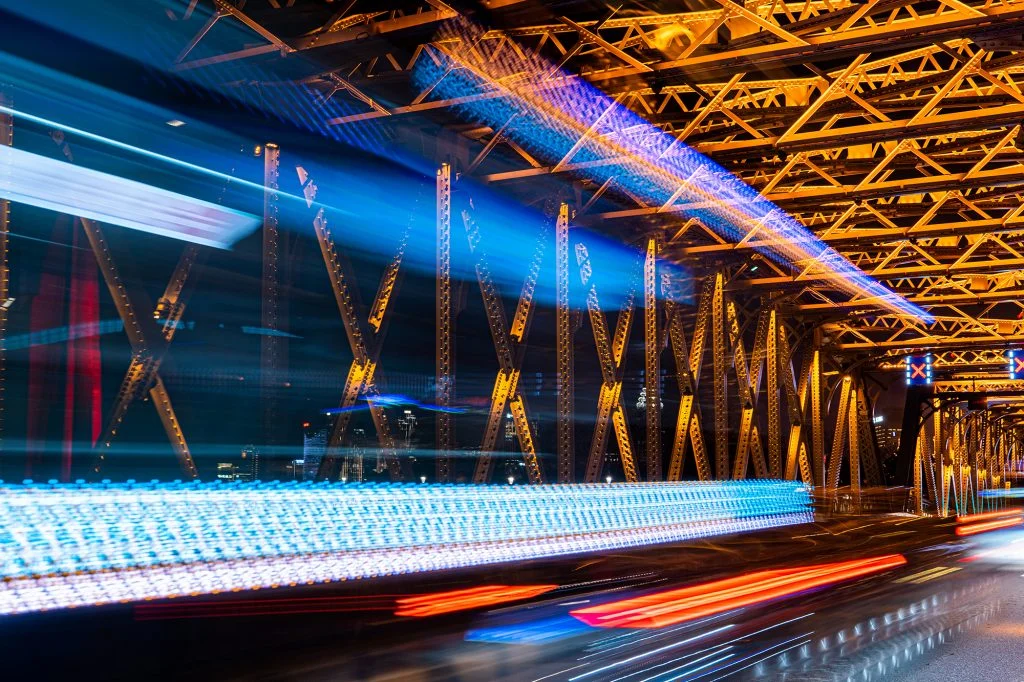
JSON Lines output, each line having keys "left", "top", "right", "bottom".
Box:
{"left": 955, "top": 515, "right": 1024, "bottom": 536}
{"left": 570, "top": 554, "right": 907, "bottom": 629}
{"left": 464, "top": 615, "right": 593, "bottom": 645}
{"left": 0, "top": 480, "right": 811, "bottom": 614}
{"left": 956, "top": 509, "right": 1024, "bottom": 523}
{"left": 0, "top": 143, "right": 258, "bottom": 248}
{"left": 394, "top": 584, "right": 558, "bottom": 617}
{"left": 413, "top": 18, "right": 931, "bottom": 322}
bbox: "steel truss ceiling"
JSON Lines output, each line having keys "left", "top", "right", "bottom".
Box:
{"left": 168, "top": 0, "right": 1024, "bottom": 372}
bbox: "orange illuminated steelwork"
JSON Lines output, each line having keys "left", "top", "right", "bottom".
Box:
{"left": 570, "top": 555, "right": 906, "bottom": 629}
{"left": 394, "top": 584, "right": 558, "bottom": 617}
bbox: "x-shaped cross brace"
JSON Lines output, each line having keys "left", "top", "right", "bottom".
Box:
{"left": 576, "top": 242, "right": 639, "bottom": 483}
{"left": 298, "top": 167, "right": 404, "bottom": 481}
{"left": 82, "top": 219, "right": 198, "bottom": 478}
{"left": 462, "top": 206, "right": 546, "bottom": 484}
{"left": 47, "top": 134, "right": 198, "bottom": 478}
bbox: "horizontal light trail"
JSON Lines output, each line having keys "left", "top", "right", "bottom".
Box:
{"left": 413, "top": 19, "right": 930, "bottom": 322}
{"left": 0, "top": 480, "right": 811, "bottom": 615}
{"left": 955, "top": 508, "right": 1023, "bottom": 536}
{"left": 955, "top": 516, "right": 1024, "bottom": 536}
{"left": 395, "top": 584, "right": 558, "bottom": 617}
{"left": 0, "top": 144, "right": 258, "bottom": 248}
{"left": 0, "top": 104, "right": 285, "bottom": 202}
{"left": 980, "top": 489, "right": 1024, "bottom": 497}
{"left": 956, "top": 509, "right": 1023, "bottom": 523}
{"left": 570, "top": 554, "right": 906, "bottom": 629}
{"left": 893, "top": 565, "right": 961, "bottom": 584}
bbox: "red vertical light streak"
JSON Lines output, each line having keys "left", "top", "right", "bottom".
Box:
{"left": 26, "top": 215, "right": 70, "bottom": 477}
{"left": 61, "top": 219, "right": 101, "bottom": 480}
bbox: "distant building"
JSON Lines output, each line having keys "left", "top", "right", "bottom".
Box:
{"left": 396, "top": 409, "right": 417, "bottom": 448}
{"left": 215, "top": 462, "right": 237, "bottom": 482}
{"left": 874, "top": 424, "right": 902, "bottom": 460}
{"left": 239, "top": 445, "right": 260, "bottom": 482}
{"left": 302, "top": 427, "right": 328, "bottom": 481}
{"left": 216, "top": 445, "right": 260, "bottom": 482}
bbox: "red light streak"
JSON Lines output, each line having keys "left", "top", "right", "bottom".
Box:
{"left": 570, "top": 555, "right": 906, "bottom": 629}
{"left": 395, "top": 584, "right": 558, "bottom": 617}
{"left": 955, "top": 517, "right": 1024, "bottom": 536}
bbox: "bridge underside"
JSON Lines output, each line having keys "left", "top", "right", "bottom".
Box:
{"left": 3, "top": 0, "right": 1024, "bottom": 513}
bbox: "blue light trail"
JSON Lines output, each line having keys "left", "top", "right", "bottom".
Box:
{"left": 412, "top": 19, "right": 932, "bottom": 322}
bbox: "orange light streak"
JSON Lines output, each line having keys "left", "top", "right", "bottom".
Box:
{"left": 955, "top": 517, "right": 1024, "bottom": 536}
{"left": 570, "top": 555, "right": 906, "bottom": 629}
{"left": 394, "top": 584, "right": 558, "bottom": 617}
{"left": 956, "top": 509, "right": 1022, "bottom": 524}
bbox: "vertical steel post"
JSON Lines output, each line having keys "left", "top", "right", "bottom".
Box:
{"left": 766, "top": 310, "right": 781, "bottom": 478}
{"left": 435, "top": 164, "right": 453, "bottom": 481}
{"left": 0, "top": 92, "right": 10, "bottom": 457}
{"left": 260, "top": 143, "right": 281, "bottom": 466}
{"left": 913, "top": 439, "right": 924, "bottom": 515}
{"left": 644, "top": 236, "right": 661, "bottom": 481}
{"left": 848, "top": 386, "right": 860, "bottom": 495}
{"left": 934, "top": 401, "right": 947, "bottom": 517}
{"left": 711, "top": 273, "right": 728, "bottom": 479}
{"left": 556, "top": 203, "right": 574, "bottom": 483}
{"left": 827, "top": 376, "right": 852, "bottom": 490}
{"left": 811, "top": 349, "right": 824, "bottom": 488}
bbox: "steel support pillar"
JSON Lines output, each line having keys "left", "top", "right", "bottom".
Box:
{"left": 810, "top": 347, "right": 824, "bottom": 488}
{"left": 0, "top": 93, "right": 9, "bottom": 456}
{"left": 555, "top": 203, "right": 574, "bottom": 483}
{"left": 644, "top": 236, "right": 661, "bottom": 481}
{"left": 260, "top": 143, "right": 282, "bottom": 461}
{"left": 766, "top": 311, "right": 781, "bottom": 478}
{"left": 435, "top": 163, "right": 453, "bottom": 482}
{"left": 896, "top": 384, "right": 933, "bottom": 487}
{"left": 827, "top": 376, "right": 852, "bottom": 490}
{"left": 848, "top": 386, "right": 860, "bottom": 494}
{"left": 711, "top": 273, "right": 728, "bottom": 479}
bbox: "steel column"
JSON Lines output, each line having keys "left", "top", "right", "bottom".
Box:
{"left": 556, "top": 203, "right": 574, "bottom": 483}
{"left": 260, "top": 143, "right": 282, "bottom": 455}
{"left": 0, "top": 93, "right": 9, "bottom": 455}
{"left": 811, "top": 349, "right": 824, "bottom": 488}
{"left": 435, "top": 163, "right": 453, "bottom": 482}
{"left": 644, "top": 236, "right": 661, "bottom": 481}
{"left": 711, "top": 273, "right": 728, "bottom": 479}
{"left": 827, "top": 376, "right": 852, "bottom": 490}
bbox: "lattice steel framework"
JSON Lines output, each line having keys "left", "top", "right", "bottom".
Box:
{"left": 104, "top": 0, "right": 1024, "bottom": 489}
